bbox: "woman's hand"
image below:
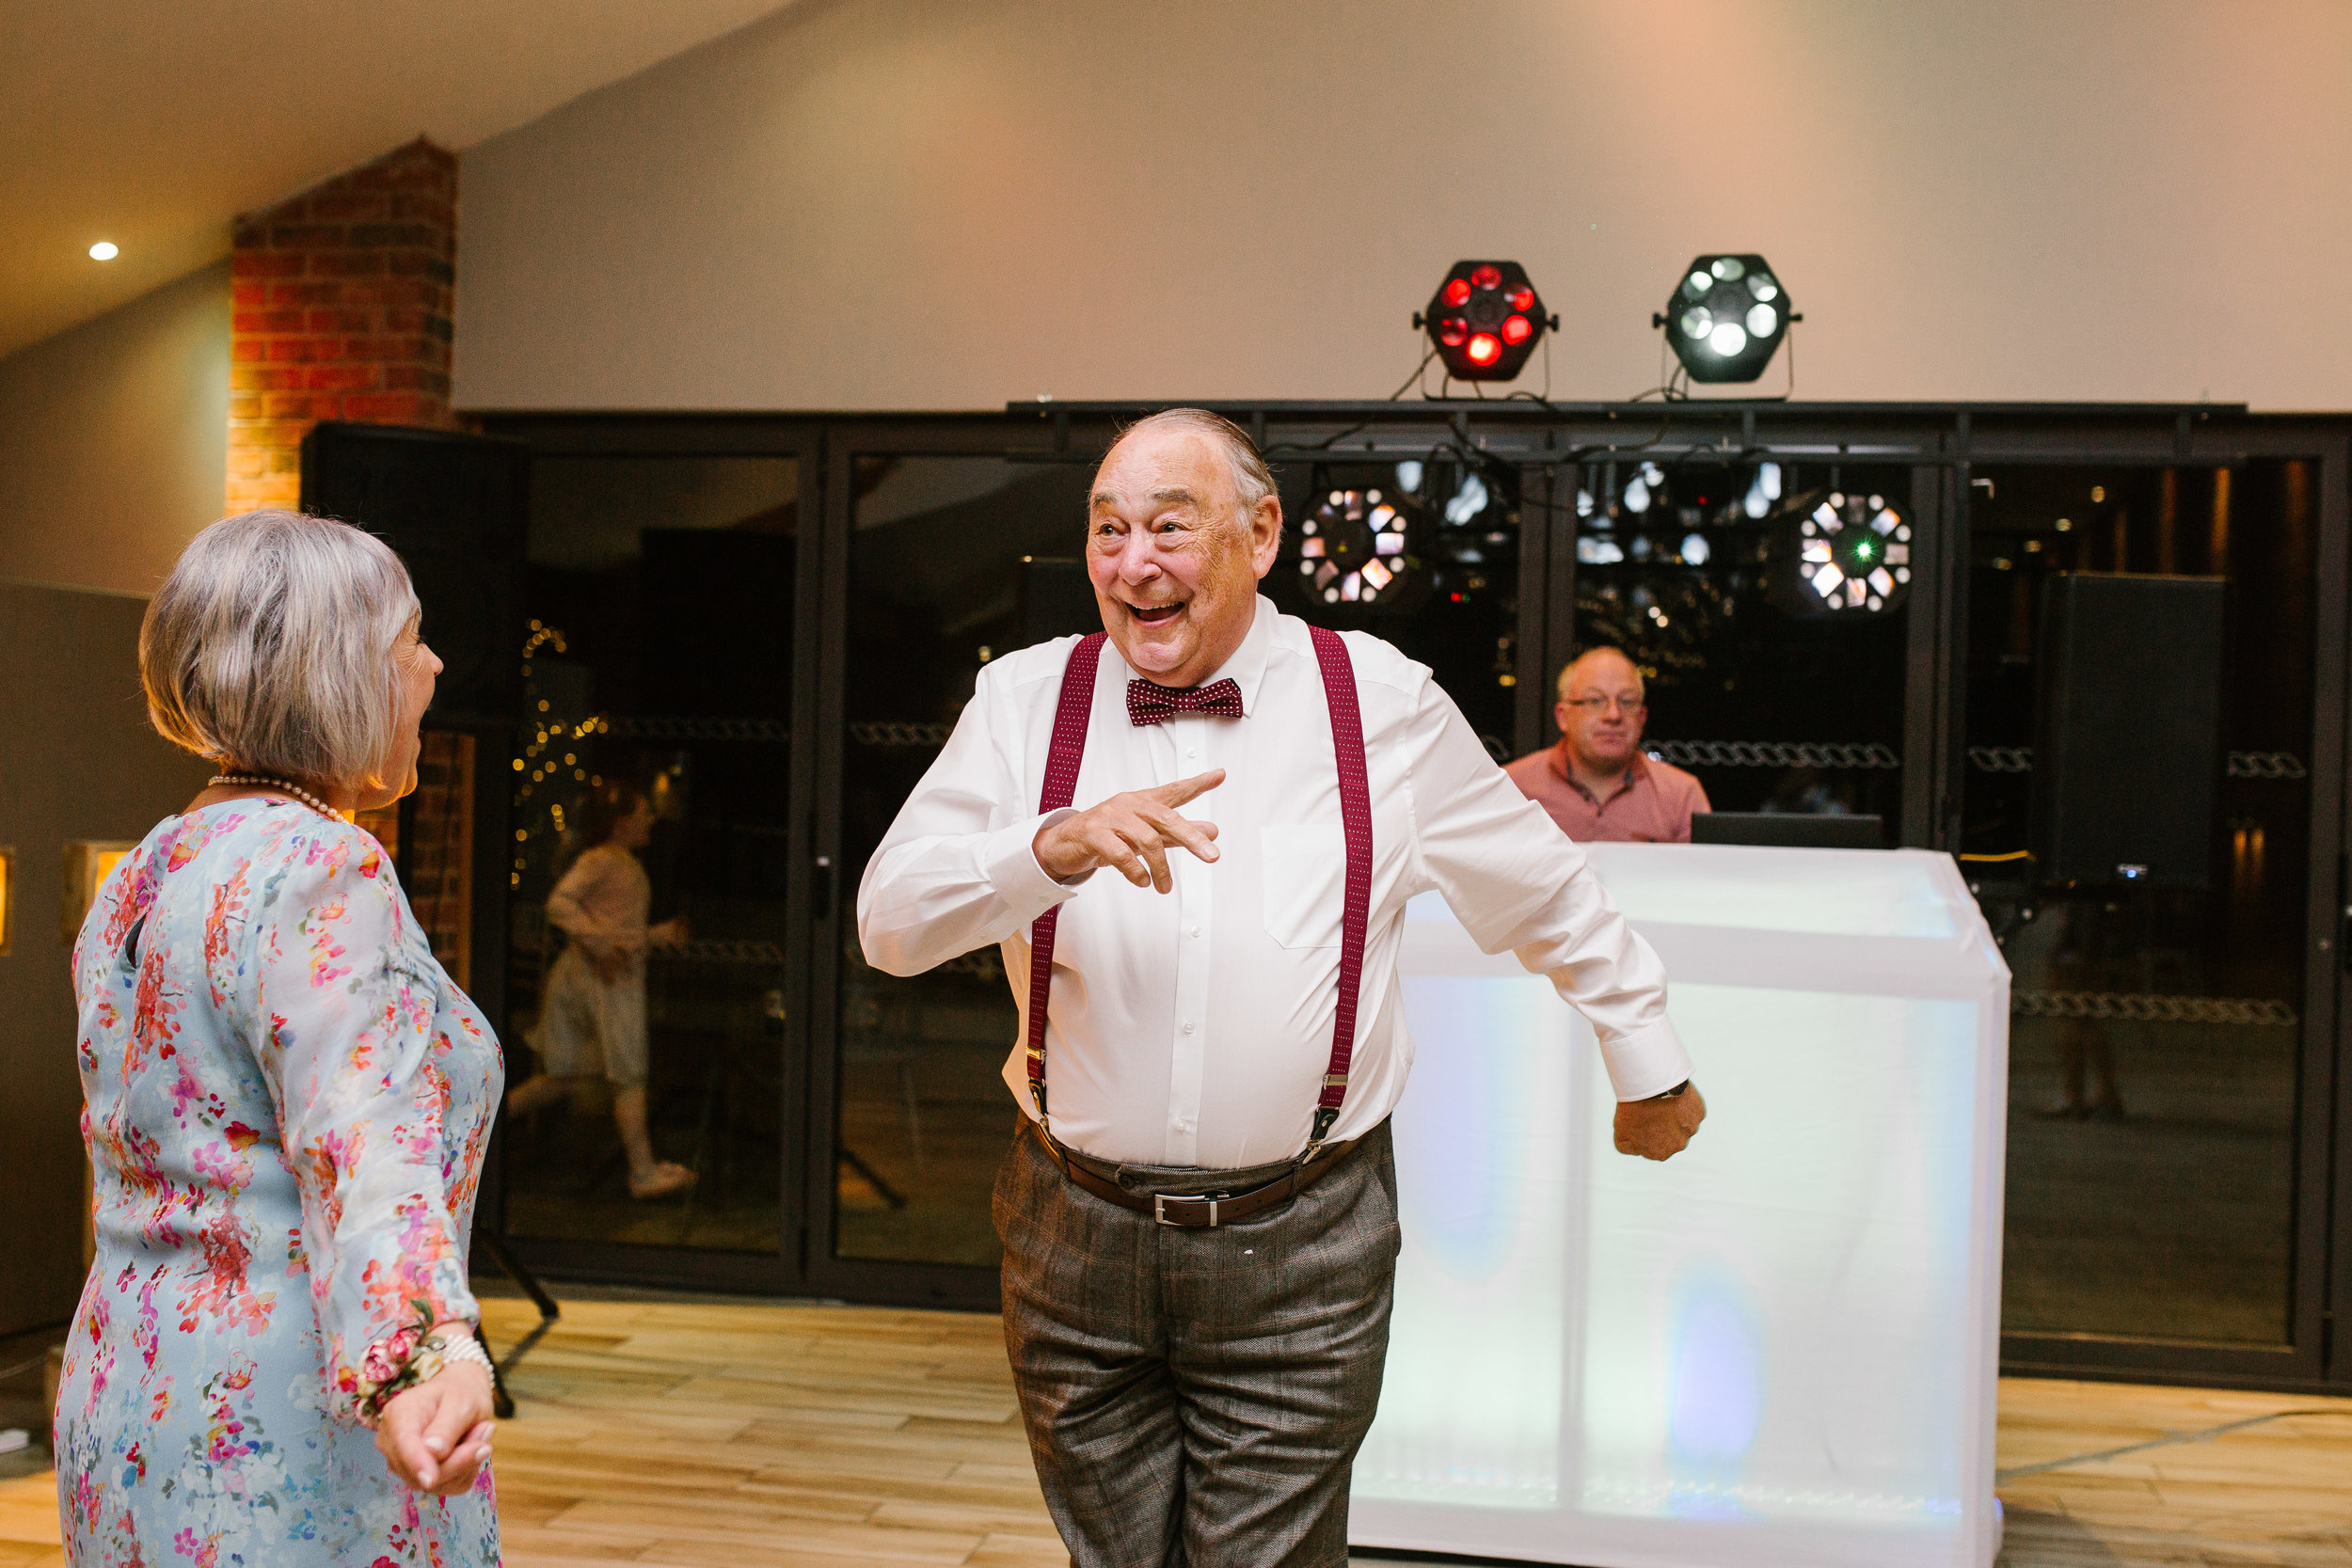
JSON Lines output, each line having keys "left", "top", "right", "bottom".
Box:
{"left": 375, "top": 1335, "right": 497, "bottom": 1496}
{"left": 648, "top": 916, "right": 689, "bottom": 949}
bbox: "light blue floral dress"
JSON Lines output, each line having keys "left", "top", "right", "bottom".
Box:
{"left": 55, "top": 799, "right": 503, "bottom": 1566}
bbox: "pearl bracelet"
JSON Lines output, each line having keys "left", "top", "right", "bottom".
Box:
{"left": 353, "top": 1323, "right": 495, "bottom": 1428}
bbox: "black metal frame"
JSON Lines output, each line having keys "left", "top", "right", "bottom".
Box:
{"left": 484, "top": 401, "right": 2352, "bottom": 1394}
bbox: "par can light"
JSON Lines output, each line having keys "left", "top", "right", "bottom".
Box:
{"left": 1656, "top": 253, "right": 1796, "bottom": 384}
{"left": 1414, "top": 260, "right": 1555, "bottom": 382}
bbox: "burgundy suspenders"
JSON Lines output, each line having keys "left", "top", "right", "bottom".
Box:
{"left": 1023, "top": 631, "right": 1107, "bottom": 1121}
{"left": 1023, "top": 625, "right": 1372, "bottom": 1163}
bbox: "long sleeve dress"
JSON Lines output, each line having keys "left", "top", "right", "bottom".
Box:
{"left": 55, "top": 799, "right": 503, "bottom": 1567}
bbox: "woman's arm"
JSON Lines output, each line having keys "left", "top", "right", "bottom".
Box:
{"left": 250, "top": 826, "right": 495, "bottom": 1490}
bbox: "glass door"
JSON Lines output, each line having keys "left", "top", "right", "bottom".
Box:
{"left": 1964, "top": 455, "right": 2340, "bottom": 1382}
{"left": 811, "top": 436, "right": 1093, "bottom": 1302}
{"left": 496, "top": 436, "right": 818, "bottom": 1291}
{"left": 1567, "top": 455, "right": 1922, "bottom": 837}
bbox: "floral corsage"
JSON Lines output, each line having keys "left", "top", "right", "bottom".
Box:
{"left": 350, "top": 1299, "right": 491, "bottom": 1429}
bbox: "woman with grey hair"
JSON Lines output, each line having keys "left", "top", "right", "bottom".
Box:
{"left": 55, "top": 510, "right": 501, "bottom": 1565}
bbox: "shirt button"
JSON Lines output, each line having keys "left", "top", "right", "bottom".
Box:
{"left": 1186, "top": 747, "right": 1198, "bottom": 758}
{"left": 1182, "top": 1021, "right": 1197, "bottom": 1035}
{"left": 1189, "top": 926, "right": 1201, "bottom": 937}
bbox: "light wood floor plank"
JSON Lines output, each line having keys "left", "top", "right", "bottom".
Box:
{"left": 8, "top": 1297, "right": 2349, "bottom": 1566}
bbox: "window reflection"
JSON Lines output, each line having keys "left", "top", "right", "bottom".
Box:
{"left": 1267, "top": 456, "right": 1521, "bottom": 756}
{"left": 1573, "top": 460, "right": 1911, "bottom": 825}
{"left": 838, "top": 457, "right": 1094, "bottom": 1265}
{"left": 503, "top": 454, "right": 797, "bottom": 1254}
{"left": 1969, "top": 462, "right": 2309, "bottom": 1344}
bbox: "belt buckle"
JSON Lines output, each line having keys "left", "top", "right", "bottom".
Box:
{"left": 1153, "top": 1193, "right": 1218, "bottom": 1227}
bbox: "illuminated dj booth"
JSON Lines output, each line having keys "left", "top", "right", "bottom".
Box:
{"left": 1356, "top": 843, "right": 2010, "bottom": 1568}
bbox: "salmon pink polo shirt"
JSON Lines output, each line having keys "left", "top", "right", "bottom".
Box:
{"left": 1503, "top": 741, "right": 1712, "bottom": 844}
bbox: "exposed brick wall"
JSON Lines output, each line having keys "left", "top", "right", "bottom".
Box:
{"left": 227, "top": 137, "right": 458, "bottom": 514}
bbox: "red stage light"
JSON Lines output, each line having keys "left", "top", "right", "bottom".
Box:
{"left": 1416, "top": 260, "right": 1549, "bottom": 382}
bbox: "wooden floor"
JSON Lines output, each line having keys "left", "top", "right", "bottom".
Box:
{"left": 4, "top": 1292, "right": 2349, "bottom": 1566}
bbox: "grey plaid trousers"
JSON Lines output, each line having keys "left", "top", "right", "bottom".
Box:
{"left": 993, "top": 1120, "right": 1402, "bottom": 1568}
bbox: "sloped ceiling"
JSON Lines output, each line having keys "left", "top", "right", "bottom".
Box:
{"left": 0, "top": 0, "right": 799, "bottom": 359}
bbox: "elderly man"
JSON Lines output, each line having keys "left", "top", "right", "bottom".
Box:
{"left": 858, "top": 409, "right": 1704, "bottom": 1566}
{"left": 1506, "top": 647, "right": 1711, "bottom": 843}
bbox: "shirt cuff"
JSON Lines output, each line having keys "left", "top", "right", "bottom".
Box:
{"left": 983, "top": 809, "right": 1089, "bottom": 925}
{"left": 1597, "top": 1016, "right": 1693, "bottom": 1101}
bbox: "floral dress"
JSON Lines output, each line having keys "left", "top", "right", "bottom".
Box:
{"left": 55, "top": 800, "right": 503, "bottom": 1566}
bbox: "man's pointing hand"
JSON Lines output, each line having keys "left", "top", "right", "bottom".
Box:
{"left": 1035, "top": 769, "right": 1225, "bottom": 894}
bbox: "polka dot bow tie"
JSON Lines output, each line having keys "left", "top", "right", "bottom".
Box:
{"left": 1126, "top": 677, "right": 1246, "bottom": 725}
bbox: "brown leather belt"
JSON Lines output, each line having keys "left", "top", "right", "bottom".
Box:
{"left": 1030, "top": 1118, "right": 1360, "bottom": 1229}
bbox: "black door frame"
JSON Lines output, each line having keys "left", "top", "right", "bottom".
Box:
{"left": 488, "top": 404, "right": 2352, "bottom": 1395}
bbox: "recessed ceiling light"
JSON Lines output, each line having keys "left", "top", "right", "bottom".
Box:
{"left": 88, "top": 242, "right": 119, "bottom": 261}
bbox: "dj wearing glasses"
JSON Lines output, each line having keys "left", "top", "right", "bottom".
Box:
{"left": 1505, "top": 646, "right": 1711, "bottom": 843}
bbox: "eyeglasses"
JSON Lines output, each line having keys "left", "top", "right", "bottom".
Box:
{"left": 1561, "top": 695, "right": 1644, "bottom": 716}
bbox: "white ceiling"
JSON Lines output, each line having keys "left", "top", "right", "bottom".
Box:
{"left": 0, "top": 0, "right": 799, "bottom": 359}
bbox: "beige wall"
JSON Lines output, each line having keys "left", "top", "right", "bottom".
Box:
{"left": 453, "top": 0, "right": 2352, "bottom": 413}
{"left": 0, "top": 261, "right": 229, "bottom": 594}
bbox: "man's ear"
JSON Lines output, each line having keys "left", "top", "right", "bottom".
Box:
{"left": 1247, "top": 495, "right": 1283, "bottom": 579}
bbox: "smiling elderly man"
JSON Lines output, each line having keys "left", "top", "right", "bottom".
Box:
{"left": 857, "top": 408, "right": 1704, "bottom": 1566}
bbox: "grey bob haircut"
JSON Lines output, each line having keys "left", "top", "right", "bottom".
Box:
{"left": 140, "top": 510, "right": 421, "bottom": 786}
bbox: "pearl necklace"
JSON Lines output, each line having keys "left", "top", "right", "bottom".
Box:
{"left": 209, "top": 773, "right": 343, "bottom": 819}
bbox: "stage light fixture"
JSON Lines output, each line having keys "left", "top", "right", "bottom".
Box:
{"left": 1785, "top": 489, "right": 1913, "bottom": 615}
{"left": 1413, "top": 261, "right": 1555, "bottom": 381}
{"left": 1298, "top": 484, "right": 1430, "bottom": 610}
{"left": 1655, "top": 254, "right": 1795, "bottom": 384}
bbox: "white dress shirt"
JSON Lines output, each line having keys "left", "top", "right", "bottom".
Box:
{"left": 857, "top": 595, "right": 1691, "bottom": 1168}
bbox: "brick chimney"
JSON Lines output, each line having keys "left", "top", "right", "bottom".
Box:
{"left": 227, "top": 138, "right": 459, "bottom": 514}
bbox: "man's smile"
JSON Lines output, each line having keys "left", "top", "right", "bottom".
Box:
{"left": 1126, "top": 600, "right": 1185, "bottom": 625}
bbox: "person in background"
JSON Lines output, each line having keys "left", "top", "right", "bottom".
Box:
{"left": 1505, "top": 646, "right": 1710, "bottom": 843}
{"left": 60, "top": 510, "right": 499, "bottom": 1564}
{"left": 507, "top": 781, "right": 694, "bottom": 1198}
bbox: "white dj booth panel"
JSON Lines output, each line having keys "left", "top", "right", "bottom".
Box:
{"left": 1354, "top": 845, "right": 2010, "bottom": 1568}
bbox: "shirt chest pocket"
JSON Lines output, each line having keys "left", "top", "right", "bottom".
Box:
{"left": 1260, "top": 823, "right": 1346, "bottom": 949}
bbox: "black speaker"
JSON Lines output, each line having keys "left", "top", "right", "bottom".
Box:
{"left": 299, "top": 422, "right": 530, "bottom": 726}
{"left": 2031, "top": 573, "right": 2226, "bottom": 888}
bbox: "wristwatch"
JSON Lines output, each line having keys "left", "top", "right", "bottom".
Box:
{"left": 1644, "top": 1079, "right": 1692, "bottom": 1101}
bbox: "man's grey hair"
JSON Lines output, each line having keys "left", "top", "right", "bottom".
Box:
{"left": 140, "top": 510, "right": 421, "bottom": 786}
{"left": 1102, "top": 407, "right": 1279, "bottom": 527}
